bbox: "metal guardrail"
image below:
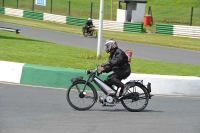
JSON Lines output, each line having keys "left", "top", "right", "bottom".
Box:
{"left": 1, "top": 7, "right": 143, "bottom": 33}
{"left": 156, "top": 24, "right": 200, "bottom": 38}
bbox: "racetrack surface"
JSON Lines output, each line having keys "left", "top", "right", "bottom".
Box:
{"left": 1, "top": 22, "right": 200, "bottom": 133}
{"left": 0, "top": 83, "right": 200, "bottom": 133}
{"left": 1, "top": 22, "right": 200, "bottom": 66}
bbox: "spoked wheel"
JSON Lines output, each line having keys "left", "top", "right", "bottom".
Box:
{"left": 92, "top": 29, "right": 97, "bottom": 38}
{"left": 120, "top": 82, "right": 149, "bottom": 112}
{"left": 82, "top": 29, "right": 87, "bottom": 37}
{"left": 67, "top": 80, "right": 97, "bottom": 111}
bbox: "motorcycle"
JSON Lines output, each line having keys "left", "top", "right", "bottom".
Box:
{"left": 82, "top": 26, "right": 97, "bottom": 38}
{"left": 66, "top": 65, "right": 153, "bottom": 112}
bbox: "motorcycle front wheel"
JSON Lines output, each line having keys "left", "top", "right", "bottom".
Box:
{"left": 82, "top": 29, "right": 88, "bottom": 37}
{"left": 120, "top": 82, "right": 149, "bottom": 112}
{"left": 92, "top": 29, "right": 97, "bottom": 38}
{"left": 67, "top": 80, "right": 97, "bottom": 111}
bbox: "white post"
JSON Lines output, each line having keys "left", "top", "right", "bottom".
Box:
{"left": 97, "top": 0, "right": 104, "bottom": 57}
{"left": 110, "top": 0, "right": 112, "bottom": 20}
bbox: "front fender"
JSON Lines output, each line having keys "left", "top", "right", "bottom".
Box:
{"left": 71, "top": 76, "right": 83, "bottom": 83}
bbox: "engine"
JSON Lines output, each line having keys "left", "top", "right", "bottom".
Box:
{"left": 99, "top": 96, "right": 114, "bottom": 104}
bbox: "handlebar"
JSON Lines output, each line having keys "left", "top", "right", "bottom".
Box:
{"left": 96, "top": 64, "right": 103, "bottom": 76}
{"left": 85, "top": 64, "right": 103, "bottom": 76}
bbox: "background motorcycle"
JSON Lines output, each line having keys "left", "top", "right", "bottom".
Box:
{"left": 82, "top": 26, "right": 97, "bottom": 38}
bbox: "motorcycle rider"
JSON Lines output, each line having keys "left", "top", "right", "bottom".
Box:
{"left": 101, "top": 39, "right": 131, "bottom": 99}
{"left": 85, "top": 18, "right": 94, "bottom": 33}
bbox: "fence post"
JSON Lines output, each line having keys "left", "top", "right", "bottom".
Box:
{"left": 32, "top": 0, "right": 34, "bottom": 11}
{"left": 2, "top": 0, "right": 4, "bottom": 7}
{"left": 68, "top": 1, "right": 70, "bottom": 15}
{"left": 190, "top": 7, "right": 194, "bottom": 26}
{"left": 16, "top": 0, "right": 18, "bottom": 9}
{"left": 90, "top": 2, "right": 93, "bottom": 19}
{"left": 148, "top": 6, "right": 154, "bottom": 25}
{"left": 50, "top": 0, "right": 53, "bottom": 13}
{"left": 148, "top": 6, "right": 151, "bottom": 15}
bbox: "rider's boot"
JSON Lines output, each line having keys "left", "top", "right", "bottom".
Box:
{"left": 117, "top": 85, "right": 128, "bottom": 100}
{"left": 115, "top": 86, "right": 124, "bottom": 100}
{"left": 102, "top": 102, "right": 106, "bottom": 106}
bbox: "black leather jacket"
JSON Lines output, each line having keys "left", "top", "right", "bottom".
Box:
{"left": 107, "top": 48, "right": 130, "bottom": 72}
{"left": 85, "top": 20, "right": 93, "bottom": 27}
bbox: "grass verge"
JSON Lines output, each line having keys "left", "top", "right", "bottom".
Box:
{"left": 0, "top": 30, "right": 200, "bottom": 76}
{"left": 1, "top": 14, "right": 200, "bottom": 51}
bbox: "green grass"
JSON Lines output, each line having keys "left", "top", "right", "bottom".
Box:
{"left": 147, "top": 0, "right": 200, "bottom": 7}
{"left": 1, "top": 14, "right": 200, "bottom": 51}
{"left": 1, "top": 0, "right": 200, "bottom": 25}
{"left": 0, "top": 30, "right": 200, "bottom": 76}
{"left": 146, "top": 0, "right": 200, "bottom": 26}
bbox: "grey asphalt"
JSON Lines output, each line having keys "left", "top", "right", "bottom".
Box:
{"left": 0, "top": 83, "right": 200, "bottom": 133}
{"left": 1, "top": 22, "right": 200, "bottom": 66}
{"left": 1, "top": 22, "right": 200, "bottom": 133}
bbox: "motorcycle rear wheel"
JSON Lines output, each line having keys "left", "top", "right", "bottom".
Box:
{"left": 120, "top": 82, "right": 149, "bottom": 112}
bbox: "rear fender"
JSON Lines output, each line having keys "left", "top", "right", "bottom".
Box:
{"left": 126, "top": 80, "right": 153, "bottom": 99}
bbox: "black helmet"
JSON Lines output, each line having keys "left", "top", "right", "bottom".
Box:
{"left": 104, "top": 39, "right": 118, "bottom": 53}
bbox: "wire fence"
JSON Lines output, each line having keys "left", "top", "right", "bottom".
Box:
{"left": 0, "top": 0, "right": 200, "bottom": 26}
{"left": 0, "top": 0, "right": 116, "bottom": 20}
{"left": 147, "top": 6, "right": 200, "bottom": 26}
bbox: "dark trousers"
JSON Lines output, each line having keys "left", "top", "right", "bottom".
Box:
{"left": 104, "top": 69, "right": 130, "bottom": 93}
{"left": 85, "top": 26, "right": 92, "bottom": 33}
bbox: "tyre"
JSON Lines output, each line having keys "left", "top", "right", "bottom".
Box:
{"left": 120, "top": 82, "right": 149, "bottom": 112}
{"left": 67, "top": 80, "right": 97, "bottom": 111}
{"left": 92, "top": 29, "right": 97, "bottom": 38}
{"left": 82, "top": 29, "right": 87, "bottom": 37}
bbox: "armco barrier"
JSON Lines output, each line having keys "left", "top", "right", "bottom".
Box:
{"left": 0, "top": 60, "right": 200, "bottom": 96}
{"left": 66, "top": 16, "right": 87, "bottom": 26}
{"left": 155, "top": 24, "right": 174, "bottom": 35}
{"left": 0, "top": 6, "right": 4, "bottom": 14}
{"left": 23, "top": 10, "right": 43, "bottom": 20}
{"left": 1, "top": 6, "right": 200, "bottom": 38}
{"left": 173, "top": 25, "right": 200, "bottom": 38}
{"left": 43, "top": 13, "right": 66, "bottom": 24}
{"left": 1, "top": 7, "right": 143, "bottom": 33}
{"left": 66, "top": 16, "right": 142, "bottom": 33}
{"left": 124, "top": 22, "right": 143, "bottom": 33}
{"left": 5, "top": 8, "right": 23, "bottom": 17}
{"left": 156, "top": 24, "right": 200, "bottom": 38}
{"left": 93, "top": 19, "right": 124, "bottom": 32}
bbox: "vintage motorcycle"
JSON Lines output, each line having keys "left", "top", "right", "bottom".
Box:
{"left": 82, "top": 26, "right": 97, "bottom": 38}
{"left": 66, "top": 65, "right": 153, "bottom": 112}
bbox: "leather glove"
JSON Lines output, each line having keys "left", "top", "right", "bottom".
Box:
{"left": 101, "top": 62, "right": 110, "bottom": 67}
{"left": 104, "top": 65, "right": 112, "bottom": 73}
{"left": 112, "top": 66, "right": 118, "bottom": 71}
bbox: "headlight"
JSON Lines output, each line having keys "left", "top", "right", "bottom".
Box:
{"left": 85, "top": 70, "right": 91, "bottom": 75}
